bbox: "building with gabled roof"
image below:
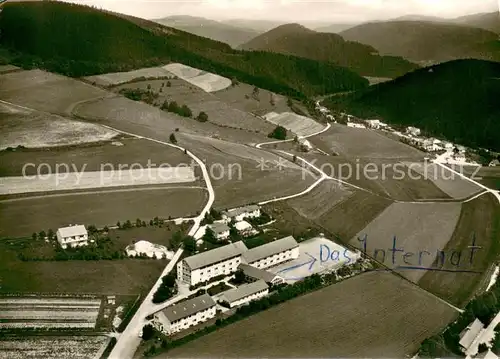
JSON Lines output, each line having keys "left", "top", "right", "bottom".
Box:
{"left": 219, "top": 280, "right": 269, "bottom": 308}
{"left": 221, "top": 205, "right": 260, "bottom": 223}
{"left": 242, "top": 236, "right": 299, "bottom": 269}
{"left": 177, "top": 241, "right": 248, "bottom": 286}
{"left": 56, "top": 225, "right": 88, "bottom": 249}
{"left": 459, "top": 318, "right": 484, "bottom": 352}
{"left": 238, "top": 263, "right": 285, "bottom": 285}
{"left": 152, "top": 294, "right": 216, "bottom": 335}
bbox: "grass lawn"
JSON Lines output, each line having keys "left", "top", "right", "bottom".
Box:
{"left": 418, "top": 193, "right": 500, "bottom": 307}
{"left": 161, "top": 271, "right": 458, "bottom": 358}
{"left": 207, "top": 282, "right": 232, "bottom": 296}
{"left": 109, "top": 224, "right": 188, "bottom": 251}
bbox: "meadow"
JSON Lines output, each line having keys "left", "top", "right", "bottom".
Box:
{"left": 264, "top": 112, "right": 325, "bottom": 137}
{"left": 163, "top": 271, "right": 458, "bottom": 358}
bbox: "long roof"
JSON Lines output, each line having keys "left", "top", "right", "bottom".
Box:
{"left": 57, "top": 225, "right": 87, "bottom": 238}
{"left": 161, "top": 294, "right": 215, "bottom": 323}
{"left": 222, "top": 205, "right": 260, "bottom": 217}
{"left": 459, "top": 318, "right": 484, "bottom": 349}
{"left": 238, "top": 263, "right": 281, "bottom": 283}
{"left": 220, "top": 280, "right": 268, "bottom": 304}
{"left": 242, "top": 236, "right": 298, "bottom": 264}
{"left": 184, "top": 241, "right": 248, "bottom": 270}
{"left": 209, "top": 222, "right": 230, "bottom": 235}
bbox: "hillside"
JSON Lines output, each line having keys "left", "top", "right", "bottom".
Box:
{"left": 323, "top": 59, "right": 500, "bottom": 151}
{"left": 340, "top": 21, "right": 500, "bottom": 64}
{"left": 0, "top": 2, "right": 369, "bottom": 98}
{"left": 314, "top": 23, "right": 358, "bottom": 33}
{"left": 240, "top": 23, "right": 419, "bottom": 78}
{"left": 453, "top": 12, "right": 500, "bottom": 34}
{"left": 153, "top": 15, "right": 261, "bottom": 47}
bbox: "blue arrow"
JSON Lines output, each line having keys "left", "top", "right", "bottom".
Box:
{"left": 276, "top": 252, "right": 317, "bottom": 275}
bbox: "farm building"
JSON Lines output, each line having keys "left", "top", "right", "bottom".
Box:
{"left": 222, "top": 205, "right": 260, "bottom": 223}
{"left": 125, "top": 240, "right": 173, "bottom": 259}
{"left": 238, "top": 263, "right": 286, "bottom": 285}
{"left": 219, "top": 280, "right": 269, "bottom": 308}
{"left": 489, "top": 160, "right": 500, "bottom": 167}
{"left": 152, "top": 294, "right": 216, "bottom": 335}
{"left": 459, "top": 318, "right": 484, "bottom": 353}
{"left": 177, "top": 241, "right": 248, "bottom": 286}
{"left": 347, "top": 123, "right": 366, "bottom": 129}
{"left": 56, "top": 225, "right": 88, "bottom": 249}
{"left": 242, "top": 236, "right": 299, "bottom": 269}
{"left": 208, "top": 222, "right": 230, "bottom": 241}
{"left": 406, "top": 126, "right": 421, "bottom": 136}
{"left": 234, "top": 220, "right": 257, "bottom": 237}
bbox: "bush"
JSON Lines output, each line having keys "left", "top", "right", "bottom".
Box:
{"left": 169, "top": 133, "right": 177, "bottom": 144}
{"left": 142, "top": 324, "right": 155, "bottom": 340}
{"left": 197, "top": 111, "right": 208, "bottom": 122}
{"left": 268, "top": 125, "right": 287, "bottom": 140}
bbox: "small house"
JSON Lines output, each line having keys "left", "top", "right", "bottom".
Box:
{"left": 56, "top": 225, "right": 88, "bottom": 249}
{"left": 222, "top": 205, "right": 260, "bottom": 224}
{"left": 459, "top": 318, "right": 484, "bottom": 353}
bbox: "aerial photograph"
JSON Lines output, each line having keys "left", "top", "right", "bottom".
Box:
{"left": 0, "top": 0, "right": 499, "bottom": 357}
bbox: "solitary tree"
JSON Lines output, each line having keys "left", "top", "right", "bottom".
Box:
{"left": 293, "top": 155, "right": 297, "bottom": 163}
{"left": 203, "top": 227, "right": 217, "bottom": 244}
{"left": 233, "top": 269, "right": 246, "bottom": 284}
{"left": 197, "top": 111, "right": 208, "bottom": 122}
{"left": 183, "top": 236, "right": 197, "bottom": 254}
{"left": 142, "top": 324, "right": 155, "bottom": 340}
{"left": 169, "top": 133, "right": 177, "bottom": 144}
{"left": 268, "top": 125, "right": 287, "bottom": 140}
{"left": 168, "top": 101, "right": 179, "bottom": 113}
{"left": 180, "top": 104, "right": 192, "bottom": 118}
{"left": 166, "top": 81, "right": 171, "bottom": 87}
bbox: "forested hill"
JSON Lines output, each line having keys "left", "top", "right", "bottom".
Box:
{"left": 0, "top": 1, "right": 369, "bottom": 98}
{"left": 240, "top": 23, "right": 419, "bottom": 78}
{"left": 323, "top": 59, "right": 500, "bottom": 151}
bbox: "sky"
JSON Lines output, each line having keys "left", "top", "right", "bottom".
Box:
{"left": 66, "top": 0, "right": 499, "bottom": 22}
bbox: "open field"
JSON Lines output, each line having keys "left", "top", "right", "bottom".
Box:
{"left": 0, "top": 69, "right": 108, "bottom": 114}
{"left": 0, "top": 297, "right": 101, "bottom": 329}
{"left": 459, "top": 165, "right": 500, "bottom": 191}
{"left": 1, "top": 168, "right": 195, "bottom": 195}
{"left": 74, "top": 95, "right": 271, "bottom": 145}
{"left": 301, "top": 154, "right": 452, "bottom": 201}
{"left": 407, "top": 162, "right": 483, "bottom": 199}
{"left": 213, "top": 82, "right": 290, "bottom": 116}
{"left": 163, "top": 63, "right": 231, "bottom": 92}
{"left": 83, "top": 66, "right": 174, "bottom": 87}
{"left": 0, "top": 187, "right": 207, "bottom": 238}
{"left": 164, "top": 271, "right": 458, "bottom": 358}
{"left": 0, "top": 237, "right": 167, "bottom": 294}
{"left": 114, "top": 78, "right": 275, "bottom": 134}
{"left": 350, "top": 201, "right": 462, "bottom": 283}
{"left": 108, "top": 223, "right": 186, "bottom": 251}
{"left": 418, "top": 194, "right": 500, "bottom": 307}
{"left": 0, "top": 137, "right": 191, "bottom": 177}
{"left": 0, "top": 336, "right": 110, "bottom": 359}
{"left": 270, "top": 236, "right": 360, "bottom": 283}
{"left": 179, "top": 133, "right": 316, "bottom": 209}
{"left": 310, "top": 124, "right": 425, "bottom": 160}
{"left": 310, "top": 190, "right": 393, "bottom": 242}
{"left": 264, "top": 112, "right": 325, "bottom": 137}
{"left": 364, "top": 76, "right": 392, "bottom": 85}
{"left": 0, "top": 102, "right": 117, "bottom": 150}
{"left": 287, "top": 180, "right": 354, "bottom": 219}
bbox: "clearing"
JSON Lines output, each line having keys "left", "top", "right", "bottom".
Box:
{"left": 310, "top": 124, "right": 425, "bottom": 160}
{"left": 349, "top": 201, "right": 463, "bottom": 283}
{"left": 264, "top": 112, "right": 325, "bottom": 137}
{"left": 0, "top": 187, "right": 207, "bottom": 238}
{"left": 418, "top": 193, "right": 500, "bottom": 307}
{"left": 163, "top": 63, "right": 231, "bottom": 92}
{"left": 164, "top": 271, "right": 458, "bottom": 358}
{"left": 83, "top": 66, "right": 174, "bottom": 87}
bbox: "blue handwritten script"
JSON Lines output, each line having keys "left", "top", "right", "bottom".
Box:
{"left": 356, "top": 233, "right": 483, "bottom": 274}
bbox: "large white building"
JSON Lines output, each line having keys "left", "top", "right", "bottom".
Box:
{"left": 152, "top": 294, "right": 216, "bottom": 335}
{"left": 219, "top": 280, "right": 269, "bottom": 308}
{"left": 242, "top": 236, "right": 299, "bottom": 269}
{"left": 56, "top": 225, "right": 88, "bottom": 249}
{"left": 221, "top": 205, "right": 260, "bottom": 223}
{"left": 177, "top": 241, "right": 248, "bottom": 286}
{"left": 459, "top": 318, "right": 484, "bottom": 353}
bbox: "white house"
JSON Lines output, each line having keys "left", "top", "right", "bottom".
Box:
{"left": 234, "top": 220, "right": 257, "bottom": 237}
{"left": 365, "top": 119, "right": 381, "bottom": 129}
{"left": 489, "top": 159, "right": 500, "bottom": 167}
{"left": 298, "top": 138, "right": 313, "bottom": 152}
{"left": 56, "top": 225, "right": 88, "bottom": 249}
{"left": 219, "top": 280, "right": 269, "bottom": 308}
{"left": 347, "top": 123, "right": 366, "bottom": 129}
{"left": 406, "top": 126, "right": 421, "bottom": 136}
{"left": 152, "top": 294, "right": 216, "bottom": 335}
{"left": 125, "top": 240, "right": 173, "bottom": 259}
{"left": 241, "top": 236, "right": 299, "bottom": 269}
{"left": 177, "top": 241, "right": 248, "bottom": 286}
{"left": 238, "top": 263, "right": 286, "bottom": 285}
{"left": 208, "top": 222, "right": 230, "bottom": 241}
{"left": 221, "top": 205, "right": 260, "bottom": 223}
{"left": 459, "top": 319, "right": 484, "bottom": 353}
